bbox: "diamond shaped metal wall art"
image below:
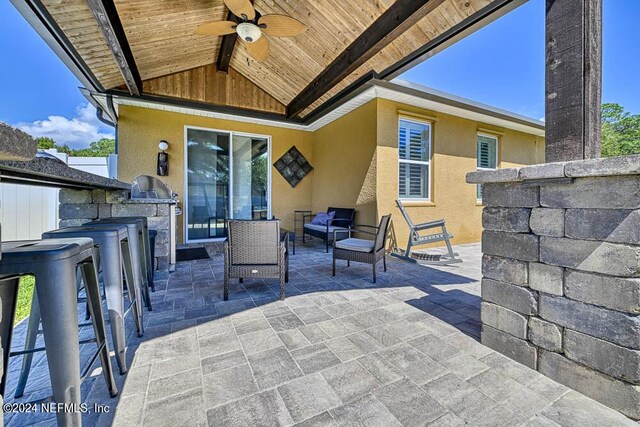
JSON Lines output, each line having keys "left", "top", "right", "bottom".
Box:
{"left": 273, "top": 146, "right": 313, "bottom": 188}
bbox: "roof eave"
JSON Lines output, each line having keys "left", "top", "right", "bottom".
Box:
{"left": 99, "top": 81, "right": 545, "bottom": 137}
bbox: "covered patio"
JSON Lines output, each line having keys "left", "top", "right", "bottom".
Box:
{"left": 2, "top": 241, "right": 633, "bottom": 426}
{"left": 2, "top": 0, "right": 639, "bottom": 425}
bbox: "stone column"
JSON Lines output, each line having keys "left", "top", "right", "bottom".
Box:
{"left": 467, "top": 155, "right": 640, "bottom": 420}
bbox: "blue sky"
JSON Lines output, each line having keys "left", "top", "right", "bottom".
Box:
{"left": 400, "top": 0, "right": 640, "bottom": 120}
{"left": 0, "top": 0, "right": 638, "bottom": 148}
{"left": 0, "top": 1, "right": 112, "bottom": 148}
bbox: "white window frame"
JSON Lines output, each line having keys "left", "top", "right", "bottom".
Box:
{"left": 398, "top": 117, "right": 432, "bottom": 202}
{"left": 183, "top": 125, "right": 272, "bottom": 243}
{"left": 476, "top": 132, "right": 499, "bottom": 201}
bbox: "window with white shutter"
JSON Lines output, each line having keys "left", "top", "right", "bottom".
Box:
{"left": 476, "top": 134, "right": 498, "bottom": 200}
{"left": 398, "top": 119, "right": 431, "bottom": 200}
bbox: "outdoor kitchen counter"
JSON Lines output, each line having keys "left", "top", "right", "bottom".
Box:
{"left": 0, "top": 151, "right": 130, "bottom": 190}
{"left": 0, "top": 151, "right": 182, "bottom": 273}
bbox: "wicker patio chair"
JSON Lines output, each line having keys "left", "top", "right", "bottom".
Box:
{"left": 332, "top": 214, "right": 392, "bottom": 283}
{"left": 224, "top": 220, "right": 289, "bottom": 301}
{"left": 302, "top": 207, "right": 356, "bottom": 252}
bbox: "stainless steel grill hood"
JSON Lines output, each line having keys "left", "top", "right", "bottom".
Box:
{"left": 131, "top": 175, "right": 173, "bottom": 199}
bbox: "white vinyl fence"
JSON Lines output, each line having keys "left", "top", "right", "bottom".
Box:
{"left": 0, "top": 150, "right": 116, "bottom": 240}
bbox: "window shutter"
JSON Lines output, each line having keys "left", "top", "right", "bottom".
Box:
{"left": 478, "top": 141, "right": 490, "bottom": 167}
{"left": 408, "top": 128, "right": 423, "bottom": 161}
{"left": 398, "top": 119, "right": 430, "bottom": 199}
{"left": 477, "top": 135, "right": 497, "bottom": 169}
{"left": 399, "top": 120, "right": 429, "bottom": 161}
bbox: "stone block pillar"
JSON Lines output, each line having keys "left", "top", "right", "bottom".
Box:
{"left": 467, "top": 155, "right": 640, "bottom": 420}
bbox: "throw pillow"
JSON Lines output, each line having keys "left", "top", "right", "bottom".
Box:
{"left": 311, "top": 211, "right": 335, "bottom": 226}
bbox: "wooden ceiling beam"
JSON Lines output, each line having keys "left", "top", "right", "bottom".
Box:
{"left": 216, "top": 1, "right": 254, "bottom": 73}
{"left": 216, "top": 11, "right": 239, "bottom": 73}
{"left": 286, "top": 0, "right": 445, "bottom": 118}
{"left": 86, "top": 0, "right": 142, "bottom": 95}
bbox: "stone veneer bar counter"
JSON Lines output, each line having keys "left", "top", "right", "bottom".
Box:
{"left": 0, "top": 145, "right": 175, "bottom": 272}
{"left": 57, "top": 189, "right": 176, "bottom": 271}
{"left": 467, "top": 154, "right": 640, "bottom": 420}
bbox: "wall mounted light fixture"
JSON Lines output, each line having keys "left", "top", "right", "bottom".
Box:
{"left": 157, "top": 140, "right": 169, "bottom": 176}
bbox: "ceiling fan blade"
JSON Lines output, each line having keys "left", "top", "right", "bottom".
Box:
{"left": 245, "top": 37, "right": 270, "bottom": 62}
{"left": 194, "top": 21, "right": 237, "bottom": 36}
{"left": 259, "top": 14, "right": 307, "bottom": 37}
{"left": 224, "top": 0, "right": 255, "bottom": 20}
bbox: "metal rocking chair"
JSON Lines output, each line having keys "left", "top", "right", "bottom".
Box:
{"left": 391, "top": 200, "right": 462, "bottom": 265}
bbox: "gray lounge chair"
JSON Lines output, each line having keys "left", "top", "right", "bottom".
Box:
{"left": 332, "top": 214, "right": 392, "bottom": 283}
{"left": 224, "top": 220, "right": 289, "bottom": 301}
{"left": 392, "top": 200, "right": 461, "bottom": 264}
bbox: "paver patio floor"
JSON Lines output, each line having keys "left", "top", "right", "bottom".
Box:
{"left": 3, "top": 241, "right": 634, "bottom": 426}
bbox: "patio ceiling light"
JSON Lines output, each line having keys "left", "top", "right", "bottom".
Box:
{"left": 193, "top": 0, "right": 306, "bottom": 62}
{"left": 236, "top": 22, "right": 262, "bottom": 43}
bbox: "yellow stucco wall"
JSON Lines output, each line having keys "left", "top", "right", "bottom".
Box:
{"left": 311, "top": 100, "right": 378, "bottom": 226}
{"left": 117, "top": 105, "right": 314, "bottom": 243}
{"left": 376, "top": 98, "right": 545, "bottom": 248}
{"left": 117, "top": 99, "right": 543, "bottom": 247}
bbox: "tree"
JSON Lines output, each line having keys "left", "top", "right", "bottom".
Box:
{"left": 601, "top": 103, "right": 640, "bottom": 157}
{"left": 36, "top": 137, "right": 55, "bottom": 149}
{"left": 36, "top": 137, "right": 73, "bottom": 154}
{"left": 72, "top": 138, "right": 116, "bottom": 157}
{"left": 251, "top": 154, "right": 268, "bottom": 193}
{"left": 35, "top": 137, "right": 115, "bottom": 157}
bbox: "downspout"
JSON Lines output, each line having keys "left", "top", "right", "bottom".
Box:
{"left": 107, "top": 94, "right": 118, "bottom": 155}
{"left": 95, "top": 94, "right": 118, "bottom": 155}
{"left": 94, "top": 94, "right": 119, "bottom": 178}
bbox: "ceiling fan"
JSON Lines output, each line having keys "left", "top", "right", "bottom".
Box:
{"left": 195, "top": 0, "right": 307, "bottom": 62}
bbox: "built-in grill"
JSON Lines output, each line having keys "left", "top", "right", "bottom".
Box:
{"left": 131, "top": 175, "right": 181, "bottom": 271}
{"left": 131, "top": 175, "right": 173, "bottom": 199}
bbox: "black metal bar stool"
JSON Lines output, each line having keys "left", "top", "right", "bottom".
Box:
{"left": 0, "top": 238, "right": 118, "bottom": 426}
{"left": 14, "top": 224, "right": 146, "bottom": 397}
{"left": 88, "top": 218, "right": 152, "bottom": 311}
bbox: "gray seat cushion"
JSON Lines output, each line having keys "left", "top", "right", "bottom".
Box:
{"left": 303, "top": 224, "right": 347, "bottom": 234}
{"left": 335, "top": 238, "right": 374, "bottom": 253}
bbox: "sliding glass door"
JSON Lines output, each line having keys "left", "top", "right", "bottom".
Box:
{"left": 185, "top": 127, "right": 270, "bottom": 241}
{"left": 232, "top": 134, "right": 269, "bottom": 220}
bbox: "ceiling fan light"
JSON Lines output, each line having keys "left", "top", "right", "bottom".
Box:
{"left": 236, "top": 22, "right": 262, "bottom": 43}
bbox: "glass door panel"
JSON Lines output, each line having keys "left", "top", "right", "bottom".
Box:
{"left": 186, "top": 128, "right": 230, "bottom": 240}
{"left": 232, "top": 135, "right": 269, "bottom": 220}
{"left": 186, "top": 128, "right": 270, "bottom": 241}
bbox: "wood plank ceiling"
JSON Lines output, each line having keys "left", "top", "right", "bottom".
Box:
{"left": 41, "top": 0, "right": 497, "bottom": 118}
{"left": 42, "top": 0, "right": 126, "bottom": 88}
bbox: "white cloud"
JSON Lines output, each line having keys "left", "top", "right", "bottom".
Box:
{"left": 15, "top": 104, "right": 114, "bottom": 149}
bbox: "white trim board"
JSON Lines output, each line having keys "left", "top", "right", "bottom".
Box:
{"left": 93, "top": 82, "right": 545, "bottom": 137}
{"left": 376, "top": 86, "right": 545, "bottom": 137}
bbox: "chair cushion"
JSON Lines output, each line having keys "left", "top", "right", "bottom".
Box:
{"left": 303, "top": 223, "right": 346, "bottom": 234}
{"left": 310, "top": 211, "right": 335, "bottom": 226}
{"left": 304, "top": 224, "right": 347, "bottom": 240}
{"left": 335, "top": 238, "right": 375, "bottom": 253}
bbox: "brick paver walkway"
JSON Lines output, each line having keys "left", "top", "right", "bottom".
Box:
{"left": 3, "top": 241, "right": 634, "bottom": 426}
